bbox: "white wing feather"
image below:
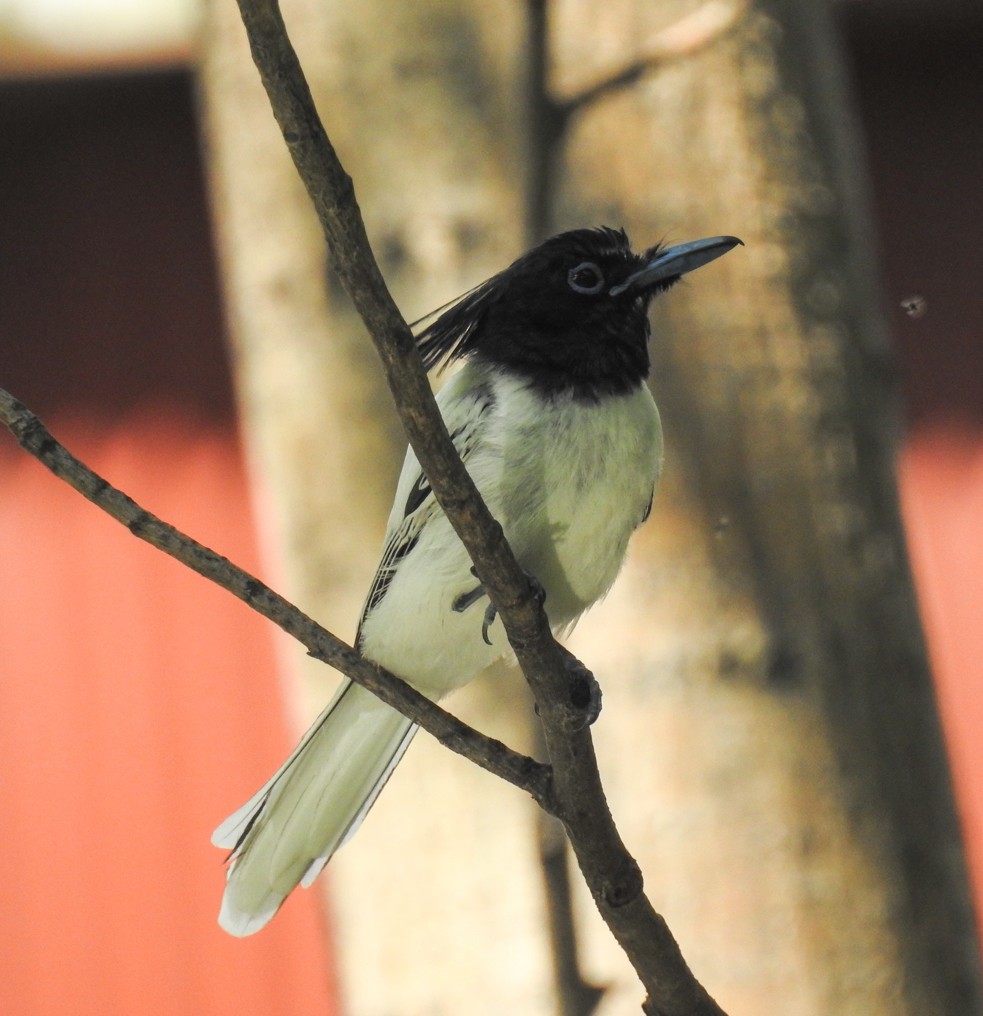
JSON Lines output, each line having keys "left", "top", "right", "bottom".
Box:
{"left": 213, "top": 374, "right": 496, "bottom": 936}
{"left": 214, "top": 361, "right": 661, "bottom": 935}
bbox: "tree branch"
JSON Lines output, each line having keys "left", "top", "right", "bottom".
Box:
{"left": 0, "top": 387, "right": 551, "bottom": 807}
{"left": 231, "top": 2, "right": 728, "bottom": 1013}
{"left": 552, "top": 1, "right": 748, "bottom": 115}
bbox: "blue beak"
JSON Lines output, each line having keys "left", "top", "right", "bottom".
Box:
{"left": 609, "top": 235, "right": 743, "bottom": 296}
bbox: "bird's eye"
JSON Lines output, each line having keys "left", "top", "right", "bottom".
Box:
{"left": 567, "top": 261, "right": 605, "bottom": 295}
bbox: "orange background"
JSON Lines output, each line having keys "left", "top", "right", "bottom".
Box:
{"left": 0, "top": 74, "right": 336, "bottom": 1015}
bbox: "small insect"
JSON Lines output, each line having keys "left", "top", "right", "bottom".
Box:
{"left": 713, "top": 515, "right": 730, "bottom": 538}
{"left": 900, "top": 295, "right": 927, "bottom": 318}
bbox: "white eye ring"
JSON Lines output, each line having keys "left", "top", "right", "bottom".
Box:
{"left": 567, "top": 261, "right": 605, "bottom": 294}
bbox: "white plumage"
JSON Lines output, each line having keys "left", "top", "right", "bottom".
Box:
{"left": 213, "top": 360, "right": 662, "bottom": 936}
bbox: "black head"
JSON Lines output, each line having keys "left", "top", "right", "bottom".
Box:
{"left": 416, "top": 226, "right": 741, "bottom": 400}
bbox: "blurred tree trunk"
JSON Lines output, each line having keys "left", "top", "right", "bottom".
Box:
{"left": 552, "top": 2, "right": 981, "bottom": 1013}
{"left": 198, "top": 1, "right": 981, "bottom": 1015}
{"left": 198, "top": 2, "right": 546, "bottom": 1014}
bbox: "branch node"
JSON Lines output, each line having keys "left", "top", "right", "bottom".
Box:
{"left": 127, "top": 514, "right": 149, "bottom": 537}
{"left": 603, "top": 861, "right": 645, "bottom": 910}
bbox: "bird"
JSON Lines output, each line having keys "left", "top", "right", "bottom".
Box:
{"left": 212, "top": 225, "right": 742, "bottom": 936}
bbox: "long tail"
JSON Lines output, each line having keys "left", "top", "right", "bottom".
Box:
{"left": 212, "top": 680, "right": 417, "bottom": 936}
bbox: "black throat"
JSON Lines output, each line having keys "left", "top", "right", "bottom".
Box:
{"left": 470, "top": 289, "right": 652, "bottom": 401}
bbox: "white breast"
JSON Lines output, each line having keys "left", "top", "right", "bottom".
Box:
{"left": 487, "top": 375, "right": 663, "bottom": 626}
{"left": 358, "top": 365, "right": 662, "bottom": 698}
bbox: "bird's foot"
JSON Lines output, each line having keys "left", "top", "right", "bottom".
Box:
{"left": 478, "top": 570, "right": 546, "bottom": 644}
{"left": 452, "top": 568, "right": 546, "bottom": 646}
{"left": 451, "top": 583, "right": 485, "bottom": 613}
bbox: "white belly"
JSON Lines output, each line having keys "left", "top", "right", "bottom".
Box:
{"left": 494, "top": 381, "right": 663, "bottom": 625}
{"left": 358, "top": 370, "right": 663, "bottom": 697}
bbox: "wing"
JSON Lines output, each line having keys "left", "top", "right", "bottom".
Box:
{"left": 355, "top": 372, "right": 496, "bottom": 643}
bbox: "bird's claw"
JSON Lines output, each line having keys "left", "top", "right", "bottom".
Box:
{"left": 481, "top": 602, "right": 497, "bottom": 646}
{"left": 455, "top": 568, "right": 547, "bottom": 646}
{"left": 453, "top": 571, "right": 599, "bottom": 724}
{"left": 452, "top": 584, "right": 485, "bottom": 613}
{"left": 480, "top": 571, "right": 546, "bottom": 645}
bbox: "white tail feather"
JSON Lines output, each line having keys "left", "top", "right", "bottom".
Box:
{"left": 214, "top": 680, "right": 417, "bottom": 937}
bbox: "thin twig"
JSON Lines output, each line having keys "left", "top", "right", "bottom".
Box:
{"left": 0, "top": 387, "right": 552, "bottom": 807}
{"left": 552, "top": 1, "right": 748, "bottom": 115}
